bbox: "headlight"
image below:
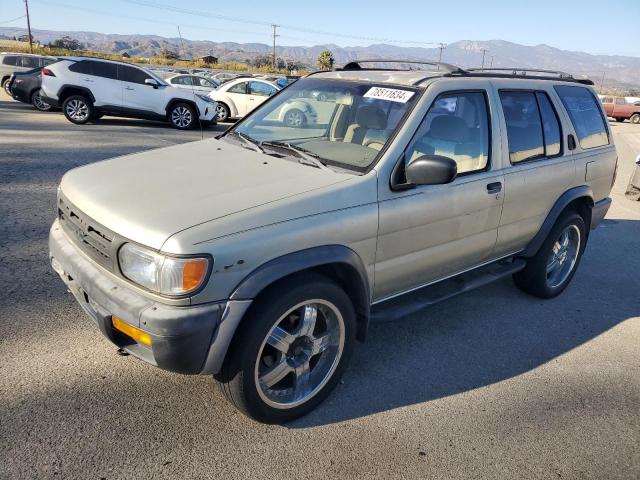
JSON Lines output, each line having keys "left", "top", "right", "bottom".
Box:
{"left": 118, "top": 243, "right": 210, "bottom": 296}
{"left": 196, "top": 94, "right": 216, "bottom": 104}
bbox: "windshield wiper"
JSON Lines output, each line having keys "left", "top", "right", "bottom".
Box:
{"left": 228, "top": 131, "right": 265, "bottom": 153}
{"left": 262, "top": 141, "right": 329, "bottom": 170}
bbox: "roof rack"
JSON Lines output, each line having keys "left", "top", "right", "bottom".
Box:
{"left": 340, "top": 60, "right": 467, "bottom": 74}
{"left": 463, "top": 67, "right": 594, "bottom": 85}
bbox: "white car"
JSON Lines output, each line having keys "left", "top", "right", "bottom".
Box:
{"left": 40, "top": 57, "right": 217, "bottom": 129}
{"left": 166, "top": 74, "right": 220, "bottom": 93}
{"left": 208, "top": 77, "right": 315, "bottom": 126}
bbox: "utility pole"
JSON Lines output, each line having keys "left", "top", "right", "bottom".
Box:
{"left": 489, "top": 55, "right": 494, "bottom": 68}
{"left": 480, "top": 48, "right": 488, "bottom": 69}
{"left": 24, "top": 0, "right": 33, "bottom": 53}
{"left": 599, "top": 71, "right": 606, "bottom": 93}
{"left": 437, "top": 42, "right": 446, "bottom": 63}
{"left": 271, "top": 24, "right": 279, "bottom": 71}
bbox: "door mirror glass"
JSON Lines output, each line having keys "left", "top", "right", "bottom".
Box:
{"left": 144, "top": 78, "right": 159, "bottom": 88}
{"left": 405, "top": 155, "right": 457, "bottom": 185}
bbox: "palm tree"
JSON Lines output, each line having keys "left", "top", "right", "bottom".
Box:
{"left": 317, "top": 50, "right": 335, "bottom": 71}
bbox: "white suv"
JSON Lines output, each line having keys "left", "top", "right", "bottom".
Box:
{"left": 40, "top": 57, "right": 217, "bottom": 129}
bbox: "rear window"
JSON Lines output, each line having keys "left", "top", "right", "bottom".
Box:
{"left": 68, "top": 60, "right": 118, "bottom": 79}
{"left": 22, "top": 56, "right": 40, "bottom": 69}
{"left": 554, "top": 86, "right": 609, "bottom": 149}
{"left": 2, "top": 55, "right": 20, "bottom": 66}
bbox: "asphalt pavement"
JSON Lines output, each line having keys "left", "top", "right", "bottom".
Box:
{"left": 0, "top": 96, "right": 638, "bottom": 479}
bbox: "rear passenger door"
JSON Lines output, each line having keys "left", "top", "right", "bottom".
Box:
{"left": 68, "top": 60, "right": 121, "bottom": 107}
{"left": 492, "top": 86, "right": 574, "bottom": 256}
{"left": 374, "top": 83, "right": 505, "bottom": 301}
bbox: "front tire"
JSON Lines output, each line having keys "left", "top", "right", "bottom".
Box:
{"left": 283, "top": 108, "right": 306, "bottom": 127}
{"left": 216, "top": 273, "right": 356, "bottom": 423}
{"left": 2, "top": 78, "right": 11, "bottom": 96}
{"left": 169, "top": 102, "right": 196, "bottom": 129}
{"left": 62, "top": 95, "right": 93, "bottom": 124}
{"left": 215, "top": 102, "right": 230, "bottom": 122}
{"left": 513, "top": 211, "right": 586, "bottom": 298}
{"left": 615, "top": 117, "right": 625, "bottom": 123}
{"left": 31, "top": 89, "right": 52, "bottom": 111}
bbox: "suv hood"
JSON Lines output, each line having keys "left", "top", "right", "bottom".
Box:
{"left": 60, "top": 138, "right": 353, "bottom": 250}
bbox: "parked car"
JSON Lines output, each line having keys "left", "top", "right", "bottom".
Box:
{"left": 166, "top": 74, "right": 220, "bottom": 92}
{"left": 7, "top": 67, "right": 53, "bottom": 111}
{"left": 600, "top": 96, "right": 640, "bottom": 123}
{"left": 49, "top": 61, "right": 615, "bottom": 423}
{"left": 1, "top": 52, "right": 58, "bottom": 95}
{"left": 40, "top": 57, "right": 217, "bottom": 129}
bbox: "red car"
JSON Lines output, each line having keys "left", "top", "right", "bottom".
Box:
{"left": 600, "top": 96, "right": 640, "bottom": 123}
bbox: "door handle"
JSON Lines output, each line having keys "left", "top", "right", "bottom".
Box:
{"left": 125, "top": 86, "right": 134, "bottom": 91}
{"left": 83, "top": 78, "right": 93, "bottom": 82}
{"left": 487, "top": 182, "right": 502, "bottom": 194}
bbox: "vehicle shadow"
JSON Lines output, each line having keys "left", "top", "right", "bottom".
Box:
{"left": 289, "top": 218, "right": 640, "bottom": 428}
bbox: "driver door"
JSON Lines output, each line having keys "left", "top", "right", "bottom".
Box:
{"left": 374, "top": 83, "right": 505, "bottom": 301}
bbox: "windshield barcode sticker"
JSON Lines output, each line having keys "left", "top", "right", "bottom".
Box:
{"left": 364, "top": 87, "right": 415, "bottom": 103}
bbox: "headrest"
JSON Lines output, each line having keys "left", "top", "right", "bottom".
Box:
{"left": 356, "top": 106, "right": 387, "bottom": 130}
{"left": 429, "top": 115, "right": 468, "bottom": 142}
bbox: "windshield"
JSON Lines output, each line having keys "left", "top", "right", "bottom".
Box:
{"left": 228, "top": 78, "right": 419, "bottom": 172}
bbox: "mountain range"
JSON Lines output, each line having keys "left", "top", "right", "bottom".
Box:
{"left": 1, "top": 27, "right": 639, "bottom": 89}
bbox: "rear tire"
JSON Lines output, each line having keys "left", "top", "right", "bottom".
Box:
{"left": 168, "top": 102, "right": 196, "bottom": 129}
{"left": 615, "top": 117, "right": 625, "bottom": 123}
{"left": 215, "top": 273, "right": 356, "bottom": 423}
{"left": 62, "top": 95, "right": 93, "bottom": 124}
{"left": 513, "top": 211, "right": 586, "bottom": 298}
{"left": 31, "top": 89, "right": 52, "bottom": 111}
{"left": 630, "top": 114, "right": 640, "bottom": 124}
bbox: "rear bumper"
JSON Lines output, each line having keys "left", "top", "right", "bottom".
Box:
{"left": 49, "top": 220, "right": 250, "bottom": 374}
{"left": 591, "top": 197, "right": 611, "bottom": 229}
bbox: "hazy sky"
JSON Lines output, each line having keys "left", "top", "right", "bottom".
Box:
{"left": 2, "top": 0, "right": 639, "bottom": 57}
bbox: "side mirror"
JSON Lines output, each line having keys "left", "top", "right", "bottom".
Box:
{"left": 144, "top": 78, "right": 159, "bottom": 89}
{"left": 405, "top": 155, "right": 457, "bottom": 185}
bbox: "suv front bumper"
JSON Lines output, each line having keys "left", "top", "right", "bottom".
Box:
{"left": 49, "top": 220, "right": 251, "bottom": 374}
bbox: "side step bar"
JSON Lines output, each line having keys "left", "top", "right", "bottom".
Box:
{"left": 370, "top": 258, "right": 526, "bottom": 322}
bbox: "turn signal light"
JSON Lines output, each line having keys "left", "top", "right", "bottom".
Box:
{"left": 111, "top": 316, "right": 152, "bottom": 347}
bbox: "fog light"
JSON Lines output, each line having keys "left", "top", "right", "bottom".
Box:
{"left": 112, "top": 316, "right": 152, "bottom": 347}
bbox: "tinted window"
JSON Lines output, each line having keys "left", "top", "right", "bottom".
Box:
{"left": 536, "top": 92, "right": 562, "bottom": 157}
{"left": 406, "top": 91, "right": 490, "bottom": 175}
{"left": 22, "top": 56, "right": 40, "bottom": 68}
{"left": 500, "top": 91, "right": 544, "bottom": 163}
{"left": 195, "top": 77, "right": 213, "bottom": 87}
{"left": 2, "top": 55, "right": 20, "bottom": 66}
{"left": 42, "top": 58, "right": 57, "bottom": 66}
{"left": 249, "top": 81, "right": 277, "bottom": 97}
{"left": 68, "top": 60, "right": 118, "bottom": 79}
{"left": 227, "top": 81, "right": 247, "bottom": 94}
{"left": 121, "top": 65, "right": 151, "bottom": 84}
{"left": 554, "top": 86, "right": 609, "bottom": 149}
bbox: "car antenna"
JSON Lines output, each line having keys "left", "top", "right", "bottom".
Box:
{"left": 177, "top": 25, "right": 204, "bottom": 140}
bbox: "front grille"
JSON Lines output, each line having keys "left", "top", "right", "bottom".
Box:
{"left": 58, "top": 194, "right": 117, "bottom": 272}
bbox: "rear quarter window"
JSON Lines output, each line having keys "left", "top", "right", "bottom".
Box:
{"left": 2, "top": 55, "right": 20, "bottom": 66}
{"left": 554, "top": 85, "right": 609, "bottom": 149}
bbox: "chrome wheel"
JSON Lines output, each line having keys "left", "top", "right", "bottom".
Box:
{"left": 546, "top": 224, "right": 580, "bottom": 289}
{"left": 254, "top": 299, "right": 345, "bottom": 409}
{"left": 215, "top": 104, "right": 228, "bottom": 121}
{"left": 284, "top": 109, "right": 304, "bottom": 127}
{"left": 65, "top": 99, "right": 89, "bottom": 122}
{"left": 32, "top": 90, "right": 51, "bottom": 111}
{"left": 171, "top": 105, "right": 193, "bottom": 128}
{"left": 3, "top": 80, "right": 11, "bottom": 96}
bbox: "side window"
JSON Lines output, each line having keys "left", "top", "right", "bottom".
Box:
{"left": 405, "top": 91, "right": 490, "bottom": 175}
{"left": 615, "top": 97, "right": 626, "bottom": 105}
{"left": 249, "top": 81, "right": 277, "bottom": 97}
{"left": 227, "top": 81, "right": 248, "bottom": 94}
{"left": 536, "top": 92, "right": 562, "bottom": 157}
{"left": 499, "top": 91, "right": 544, "bottom": 163}
{"left": 22, "top": 56, "right": 40, "bottom": 68}
{"left": 554, "top": 85, "right": 609, "bottom": 149}
{"left": 196, "top": 77, "right": 213, "bottom": 87}
{"left": 91, "top": 62, "right": 118, "bottom": 80}
{"left": 68, "top": 60, "right": 93, "bottom": 74}
{"left": 121, "top": 65, "right": 151, "bottom": 84}
{"left": 2, "top": 55, "right": 19, "bottom": 66}
{"left": 172, "top": 76, "right": 192, "bottom": 86}
{"left": 601, "top": 97, "right": 613, "bottom": 104}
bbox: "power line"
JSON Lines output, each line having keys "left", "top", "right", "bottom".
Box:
{"left": 118, "top": 0, "right": 440, "bottom": 46}
{"left": 0, "top": 14, "right": 27, "bottom": 25}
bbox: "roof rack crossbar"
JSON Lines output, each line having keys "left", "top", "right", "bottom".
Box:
{"left": 467, "top": 67, "right": 574, "bottom": 78}
{"left": 340, "top": 59, "right": 467, "bottom": 74}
